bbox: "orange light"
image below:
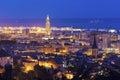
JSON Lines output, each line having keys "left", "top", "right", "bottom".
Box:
{"left": 66, "top": 73, "right": 74, "bottom": 80}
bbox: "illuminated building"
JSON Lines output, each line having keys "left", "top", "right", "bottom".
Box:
{"left": 23, "top": 59, "right": 58, "bottom": 73}
{"left": 23, "top": 61, "right": 36, "bottom": 73}
{"left": 110, "top": 33, "right": 118, "bottom": 41}
{"left": 46, "top": 15, "right": 51, "bottom": 35}
{"left": 95, "top": 32, "right": 110, "bottom": 50}
{"left": 42, "top": 35, "right": 54, "bottom": 40}
{"left": 84, "top": 49, "right": 92, "bottom": 56}
{"left": 105, "top": 48, "right": 119, "bottom": 54}
{"left": 39, "top": 47, "right": 68, "bottom": 55}
{"left": 118, "top": 34, "right": 120, "bottom": 40}
{"left": 0, "top": 26, "right": 81, "bottom": 34}
{"left": 29, "top": 27, "right": 46, "bottom": 34}
{"left": 40, "top": 47, "right": 56, "bottom": 54}
{"left": 102, "top": 33, "right": 110, "bottom": 50}
{"left": 80, "top": 31, "right": 88, "bottom": 40}
{"left": 39, "top": 61, "right": 58, "bottom": 69}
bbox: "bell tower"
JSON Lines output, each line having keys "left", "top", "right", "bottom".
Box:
{"left": 46, "top": 15, "right": 51, "bottom": 35}
{"left": 92, "top": 34, "right": 98, "bottom": 58}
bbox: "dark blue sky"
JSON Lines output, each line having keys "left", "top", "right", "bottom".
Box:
{"left": 0, "top": 0, "right": 120, "bottom": 19}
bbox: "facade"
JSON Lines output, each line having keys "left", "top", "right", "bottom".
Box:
{"left": 101, "top": 33, "right": 110, "bottom": 50}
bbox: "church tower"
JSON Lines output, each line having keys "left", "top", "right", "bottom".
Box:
{"left": 46, "top": 15, "right": 51, "bottom": 35}
{"left": 92, "top": 34, "right": 98, "bottom": 58}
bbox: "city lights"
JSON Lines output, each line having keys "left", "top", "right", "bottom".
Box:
{"left": 0, "top": 11, "right": 119, "bottom": 80}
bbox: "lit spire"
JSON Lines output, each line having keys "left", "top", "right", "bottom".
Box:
{"left": 92, "top": 34, "right": 98, "bottom": 49}
{"left": 46, "top": 15, "right": 51, "bottom": 35}
{"left": 47, "top": 15, "right": 49, "bottom": 20}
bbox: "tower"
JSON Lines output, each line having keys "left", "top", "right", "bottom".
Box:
{"left": 46, "top": 15, "right": 51, "bottom": 35}
{"left": 92, "top": 34, "right": 98, "bottom": 58}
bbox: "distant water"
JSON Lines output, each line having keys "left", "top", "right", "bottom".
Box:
{"left": 0, "top": 18, "right": 120, "bottom": 30}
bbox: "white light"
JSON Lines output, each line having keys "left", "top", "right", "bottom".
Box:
{"left": 109, "top": 29, "right": 116, "bottom": 33}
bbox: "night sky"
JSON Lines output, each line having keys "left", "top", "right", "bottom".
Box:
{"left": 0, "top": 0, "right": 120, "bottom": 19}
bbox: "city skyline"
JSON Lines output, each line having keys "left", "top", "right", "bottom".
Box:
{"left": 0, "top": 1, "right": 120, "bottom": 80}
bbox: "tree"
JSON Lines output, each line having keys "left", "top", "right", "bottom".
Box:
{"left": 34, "top": 65, "right": 52, "bottom": 80}
{"left": 12, "top": 66, "right": 27, "bottom": 80}
{"left": 27, "top": 70, "right": 36, "bottom": 80}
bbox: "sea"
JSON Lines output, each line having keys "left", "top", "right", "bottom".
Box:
{"left": 0, "top": 18, "right": 120, "bottom": 30}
